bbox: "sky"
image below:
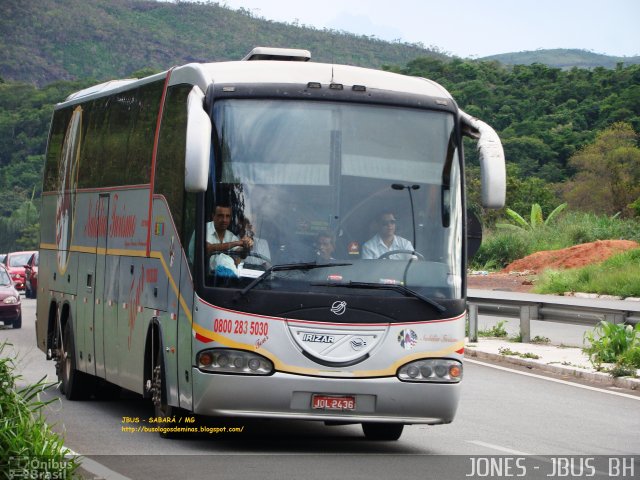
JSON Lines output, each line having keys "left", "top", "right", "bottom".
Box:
{"left": 213, "top": 0, "right": 639, "bottom": 58}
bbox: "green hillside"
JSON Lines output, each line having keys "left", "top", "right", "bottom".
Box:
{"left": 0, "top": 0, "right": 445, "bottom": 86}
{"left": 482, "top": 49, "right": 640, "bottom": 69}
{"left": 1, "top": 1, "right": 639, "bottom": 251}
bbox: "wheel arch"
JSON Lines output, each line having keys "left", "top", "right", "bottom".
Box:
{"left": 46, "top": 300, "right": 73, "bottom": 351}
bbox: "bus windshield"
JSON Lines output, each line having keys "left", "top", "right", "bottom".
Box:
{"left": 206, "top": 99, "right": 463, "bottom": 300}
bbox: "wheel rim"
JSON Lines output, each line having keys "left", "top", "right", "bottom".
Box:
{"left": 152, "top": 364, "right": 170, "bottom": 416}
{"left": 64, "top": 350, "right": 71, "bottom": 385}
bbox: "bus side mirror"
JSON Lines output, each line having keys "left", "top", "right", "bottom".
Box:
{"left": 460, "top": 111, "right": 506, "bottom": 209}
{"left": 185, "top": 86, "right": 211, "bottom": 192}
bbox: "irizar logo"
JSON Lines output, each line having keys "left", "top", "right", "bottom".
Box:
{"left": 330, "top": 300, "right": 347, "bottom": 315}
{"left": 302, "top": 333, "right": 336, "bottom": 344}
{"left": 350, "top": 338, "right": 367, "bottom": 351}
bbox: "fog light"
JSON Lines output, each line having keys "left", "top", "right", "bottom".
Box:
{"left": 198, "top": 352, "right": 213, "bottom": 367}
{"left": 397, "top": 359, "right": 462, "bottom": 383}
{"left": 217, "top": 354, "right": 229, "bottom": 367}
{"left": 434, "top": 365, "right": 447, "bottom": 377}
{"left": 248, "top": 358, "right": 261, "bottom": 371}
{"left": 197, "top": 348, "right": 273, "bottom": 375}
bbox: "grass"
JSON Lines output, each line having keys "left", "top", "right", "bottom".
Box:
{"left": 498, "top": 347, "right": 541, "bottom": 359}
{"left": 478, "top": 320, "right": 508, "bottom": 338}
{"left": 0, "top": 342, "right": 81, "bottom": 479}
{"left": 534, "top": 248, "right": 640, "bottom": 297}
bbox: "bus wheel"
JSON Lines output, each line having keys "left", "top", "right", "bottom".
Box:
{"left": 362, "top": 423, "right": 404, "bottom": 441}
{"left": 58, "top": 321, "right": 92, "bottom": 400}
{"left": 151, "top": 353, "right": 176, "bottom": 438}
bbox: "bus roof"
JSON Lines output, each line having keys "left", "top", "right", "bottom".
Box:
{"left": 61, "top": 50, "right": 453, "bottom": 107}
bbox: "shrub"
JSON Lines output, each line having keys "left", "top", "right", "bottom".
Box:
{"left": 472, "top": 233, "right": 528, "bottom": 270}
{"left": 0, "top": 342, "right": 80, "bottom": 479}
{"left": 583, "top": 322, "right": 640, "bottom": 371}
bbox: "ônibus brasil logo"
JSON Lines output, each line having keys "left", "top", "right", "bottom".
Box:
{"left": 56, "top": 106, "right": 82, "bottom": 274}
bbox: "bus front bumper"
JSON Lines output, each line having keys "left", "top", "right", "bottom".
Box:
{"left": 191, "top": 368, "right": 461, "bottom": 424}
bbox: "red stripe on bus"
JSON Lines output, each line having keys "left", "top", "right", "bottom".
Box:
{"left": 195, "top": 332, "right": 213, "bottom": 343}
{"left": 146, "top": 68, "right": 174, "bottom": 257}
{"left": 456, "top": 348, "right": 464, "bottom": 355}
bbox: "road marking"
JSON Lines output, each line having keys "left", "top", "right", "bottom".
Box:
{"left": 467, "top": 440, "right": 532, "bottom": 455}
{"left": 64, "top": 447, "right": 131, "bottom": 480}
{"left": 466, "top": 358, "right": 640, "bottom": 401}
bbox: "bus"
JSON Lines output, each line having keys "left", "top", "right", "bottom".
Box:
{"left": 36, "top": 47, "right": 505, "bottom": 441}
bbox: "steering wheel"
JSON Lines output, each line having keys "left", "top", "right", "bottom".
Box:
{"left": 378, "top": 249, "right": 424, "bottom": 260}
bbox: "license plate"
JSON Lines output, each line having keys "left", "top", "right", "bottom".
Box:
{"left": 312, "top": 395, "right": 356, "bottom": 410}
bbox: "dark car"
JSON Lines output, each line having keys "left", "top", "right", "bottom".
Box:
{"left": 0, "top": 264, "right": 21, "bottom": 328}
{"left": 24, "top": 252, "right": 39, "bottom": 298}
{"left": 2, "top": 250, "right": 37, "bottom": 291}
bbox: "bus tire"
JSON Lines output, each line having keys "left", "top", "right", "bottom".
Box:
{"left": 59, "top": 320, "right": 92, "bottom": 400}
{"left": 362, "top": 422, "right": 404, "bottom": 441}
{"left": 152, "top": 347, "right": 177, "bottom": 438}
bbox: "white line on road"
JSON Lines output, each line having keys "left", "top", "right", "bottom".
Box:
{"left": 465, "top": 358, "right": 640, "bottom": 401}
{"left": 466, "top": 440, "right": 532, "bottom": 455}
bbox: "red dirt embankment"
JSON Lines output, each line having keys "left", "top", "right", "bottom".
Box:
{"left": 501, "top": 240, "right": 639, "bottom": 274}
{"left": 468, "top": 240, "right": 639, "bottom": 293}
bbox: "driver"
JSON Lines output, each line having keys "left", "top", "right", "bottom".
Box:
{"left": 206, "top": 205, "right": 253, "bottom": 268}
{"left": 361, "top": 211, "right": 414, "bottom": 260}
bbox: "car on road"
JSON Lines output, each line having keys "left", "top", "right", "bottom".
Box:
{"left": 24, "top": 252, "right": 39, "bottom": 298}
{"left": 0, "top": 264, "right": 21, "bottom": 328}
{"left": 2, "top": 250, "right": 37, "bottom": 291}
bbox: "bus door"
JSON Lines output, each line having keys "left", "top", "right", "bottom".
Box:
{"left": 93, "top": 193, "right": 119, "bottom": 381}
{"left": 75, "top": 193, "right": 109, "bottom": 377}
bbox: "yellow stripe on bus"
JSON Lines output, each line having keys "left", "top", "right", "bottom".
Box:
{"left": 39, "top": 242, "right": 193, "bottom": 324}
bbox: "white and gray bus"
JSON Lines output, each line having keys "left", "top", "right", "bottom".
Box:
{"left": 36, "top": 47, "right": 505, "bottom": 440}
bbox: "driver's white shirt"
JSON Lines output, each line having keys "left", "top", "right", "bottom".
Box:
{"left": 207, "top": 225, "right": 240, "bottom": 270}
{"left": 206, "top": 223, "right": 239, "bottom": 246}
{"left": 361, "top": 234, "right": 413, "bottom": 260}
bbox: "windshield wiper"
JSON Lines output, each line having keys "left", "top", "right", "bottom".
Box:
{"left": 235, "top": 261, "right": 352, "bottom": 300}
{"left": 311, "top": 281, "right": 446, "bottom": 313}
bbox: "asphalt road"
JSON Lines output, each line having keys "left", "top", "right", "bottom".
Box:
{"left": 3, "top": 298, "right": 639, "bottom": 480}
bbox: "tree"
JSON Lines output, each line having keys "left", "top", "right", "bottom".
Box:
{"left": 562, "top": 123, "right": 640, "bottom": 216}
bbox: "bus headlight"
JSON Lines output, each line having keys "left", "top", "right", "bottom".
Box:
{"left": 398, "top": 359, "right": 462, "bottom": 383}
{"left": 197, "top": 349, "right": 273, "bottom": 375}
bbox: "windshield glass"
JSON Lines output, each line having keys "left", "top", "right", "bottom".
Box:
{"left": 0, "top": 268, "right": 11, "bottom": 285}
{"left": 9, "top": 253, "right": 32, "bottom": 267}
{"left": 204, "top": 99, "right": 462, "bottom": 299}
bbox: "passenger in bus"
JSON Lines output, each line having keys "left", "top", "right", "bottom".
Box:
{"left": 240, "top": 215, "right": 271, "bottom": 268}
{"left": 206, "top": 205, "right": 253, "bottom": 272}
{"left": 361, "top": 211, "right": 414, "bottom": 260}
{"left": 315, "top": 231, "right": 336, "bottom": 263}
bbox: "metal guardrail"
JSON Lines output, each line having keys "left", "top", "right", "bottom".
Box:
{"left": 467, "top": 289, "right": 640, "bottom": 343}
